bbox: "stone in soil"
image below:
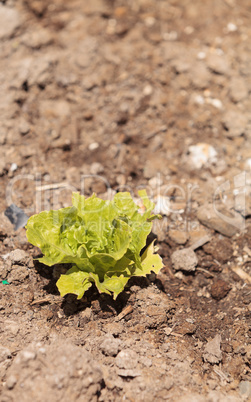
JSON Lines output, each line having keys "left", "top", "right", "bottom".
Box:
{"left": 222, "top": 110, "right": 248, "bottom": 137}
{"left": 0, "top": 6, "right": 21, "bottom": 39}
{"left": 210, "top": 279, "right": 231, "bottom": 300}
{"left": 171, "top": 248, "right": 198, "bottom": 272}
{"left": 100, "top": 334, "right": 121, "bottom": 357}
{"left": 203, "top": 334, "right": 222, "bottom": 364}
{"left": 197, "top": 204, "right": 243, "bottom": 237}
{"left": 115, "top": 349, "right": 138, "bottom": 370}
{"left": 169, "top": 230, "right": 189, "bottom": 245}
{"left": 9, "top": 249, "right": 29, "bottom": 265}
{"left": 203, "top": 238, "right": 233, "bottom": 263}
{"left": 2, "top": 341, "right": 103, "bottom": 402}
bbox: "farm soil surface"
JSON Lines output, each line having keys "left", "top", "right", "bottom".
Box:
{"left": 0, "top": 0, "right": 251, "bottom": 401}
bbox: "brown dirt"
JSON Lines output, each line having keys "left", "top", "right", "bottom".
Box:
{"left": 0, "top": 0, "right": 251, "bottom": 401}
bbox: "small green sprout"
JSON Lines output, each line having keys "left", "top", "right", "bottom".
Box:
{"left": 26, "top": 190, "right": 163, "bottom": 300}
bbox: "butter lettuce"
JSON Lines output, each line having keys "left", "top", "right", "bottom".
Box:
{"left": 26, "top": 190, "right": 163, "bottom": 299}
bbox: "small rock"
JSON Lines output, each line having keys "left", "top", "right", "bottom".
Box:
{"left": 7, "top": 265, "right": 29, "bottom": 284}
{"left": 171, "top": 248, "right": 198, "bottom": 272}
{"left": 88, "top": 142, "right": 99, "bottom": 151}
{"left": 0, "top": 346, "right": 11, "bottom": 363}
{"left": 169, "top": 230, "right": 189, "bottom": 245}
{"left": 172, "top": 58, "right": 190, "bottom": 74}
{"left": 227, "top": 22, "right": 237, "bottom": 32}
{"left": 115, "top": 349, "right": 138, "bottom": 370}
{"left": 211, "top": 279, "right": 231, "bottom": 300}
{"left": 103, "top": 322, "right": 123, "bottom": 336}
{"left": 187, "top": 143, "right": 217, "bottom": 169}
{"left": 229, "top": 77, "right": 248, "bottom": 103}
{"left": 144, "top": 305, "right": 168, "bottom": 328}
{"left": 139, "top": 356, "right": 152, "bottom": 367}
{"left": 5, "top": 321, "right": 20, "bottom": 336}
{"left": 79, "top": 308, "right": 93, "bottom": 326}
{"left": 239, "top": 381, "right": 251, "bottom": 398}
{"left": 207, "top": 53, "right": 230, "bottom": 75}
{"left": 203, "top": 238, "right": 233, "bottom": 263}
{"left": 153, "top": 195, "right": 170, "bottom": 215}
{"left": 206, "top": 98, "right": 223, "bottom": 109}
{"left": 9, "top": 163, "right": 18, "bottom": 173}
{"left": 100, "top": 334, "right": 120, "bottom": 357}
{"left": 19, "top": 121, "right": 30, "bottom": 136}
{"left": 203, "top": 334, "right": 222, "bottom": 364}
{"left": 176, "top": 321, "right": 197, "bottom": 335}
{"left": 6, "top": 375, "right": 17, "bottom": 390}
{"left": 190, "top": 62, "right": 210, "bottom": 88}
{"left": 222, "top": 110, "right": 248, "bottom": 137}
{"left": 9, "top": 249, "right": 29, "bottom": 265}
{"left": 0, "top": 6, "right": 21, "bottom": 39}
{"left": 21, "top": 28, "right": 52, "bottom": 49}
{"left": 90, "top": 162, "right": 104, "bottom": 175}
{"left": 197, "top": 204, "right": 242, "bottom": 237}
{"left": 19, "top": 350, "right": 37, "bottom": 363}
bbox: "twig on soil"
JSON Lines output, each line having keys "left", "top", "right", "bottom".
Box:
{"left": 231, "top": 266, "right": 251, "bottom": 284}
{"left": 196, "top": 267, "right": 215, "bottom": 277}
{"left": 115, "top": 305, "right": 133, "bottom": 321}
{"left": 36, "top": 183, "right": 70, "bottom": 191}
{"left": 213, "top": 367, "right": 230, "bottom": 383}
{"left": 190, "top": 235, "right": 211, "bottom": 251}
{"left": 31, "top": 298, "right": 52, "bottom": 305}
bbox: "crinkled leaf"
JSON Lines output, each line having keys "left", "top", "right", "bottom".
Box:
{"left": 89, "top": 272, "right": 129, "bottom": 300}
{"left": 26, "top": 190, "right": 163, "bottom": 300}
{"left": 57, "top": 266, "right": 92, "bottom": 299}
{"left": 26, "top": 207, "right": 80, "bottom": 266}
{"left": 132, "top": 241, "right": 163, "bottom": 277}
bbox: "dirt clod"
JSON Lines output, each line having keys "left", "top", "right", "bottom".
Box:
{"left": 210, "top": 279, "right": 232, "bottom": 301}
{"left": 203, "top": 334, "right": 222, "bottom": 364}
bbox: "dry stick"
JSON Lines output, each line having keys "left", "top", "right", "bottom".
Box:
{"left": 115, "top": 305, "right": 133, "bottom": 321}
{"left": 36, "top": 183, "right": 70, "bottom": 191}
{"left": 231, "top": 266, "right": 251, "bottom": 284}
{"left": 31, "top": 298, "right": 52, "bottom": 305}
{"left": 190, "top": 235, "right": 211, "bottom": 251}
{"left": 196, "top": 267, "right": 215, "bottom": 278}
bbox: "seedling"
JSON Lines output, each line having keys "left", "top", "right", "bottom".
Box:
{"left": 26, "top": 190, "right": 163, "bottom": 299}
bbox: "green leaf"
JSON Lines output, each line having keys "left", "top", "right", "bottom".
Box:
{"left": 26, "top": 190, "right": 163, "bottom": 300}
{"left": 114, "top": 192, "right": 138, "bottom": 218}
{"left": 89, "top": 272, "right": 129, "bottom": 300}
{"left": 26, "top": 207, "right": 80, "bottom": 266}
{"left": 132, "top": 241, "right": 163, "bottom": 277}
{"left": 57, "top": 266, "right": 92, "bottom": 299}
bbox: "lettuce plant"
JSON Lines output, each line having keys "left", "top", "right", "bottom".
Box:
{"left": 26, "top": 190, "right": 163, "bottom": 299}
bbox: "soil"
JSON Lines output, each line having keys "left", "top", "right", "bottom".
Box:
{"left": 0, "top": 0, "right": 251, "bottom": 401}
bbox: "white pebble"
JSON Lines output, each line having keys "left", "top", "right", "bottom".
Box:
{"left": 153, "top": 195, "right": 170, "bottom": 216}
{"left": 143, "top": 85, "right": 153, "bottom": 96}
{"left": 227, "top": 22, "right": 237, "bottom": 32}
{"left": 163, "top": 31, "right": 178, "bottom": 41}
{"left": 144, "top": 16, "right": 156, "bottom": 27}
{"left": 197, "top": 51, "right": 206, "bottom": 60}
{"left": 188, "top": 143, "right": 218, "bottom": 169}
{"left": 194, "top": 95, "right": 205, "bottom": 105}
{"left": 10, "top": 163, "right": 18, "bottom": 172}
{"left": 88, "top": 142, "right": 99, "bottom": 151}
{"left": 21, "top": 350, "right": 37, "bottom": 362}
{"left": 207, "top": 98, "right": 223, "bottom": 109}
{"left": 184, "top": 26, "right": 194, "bottom": 35}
